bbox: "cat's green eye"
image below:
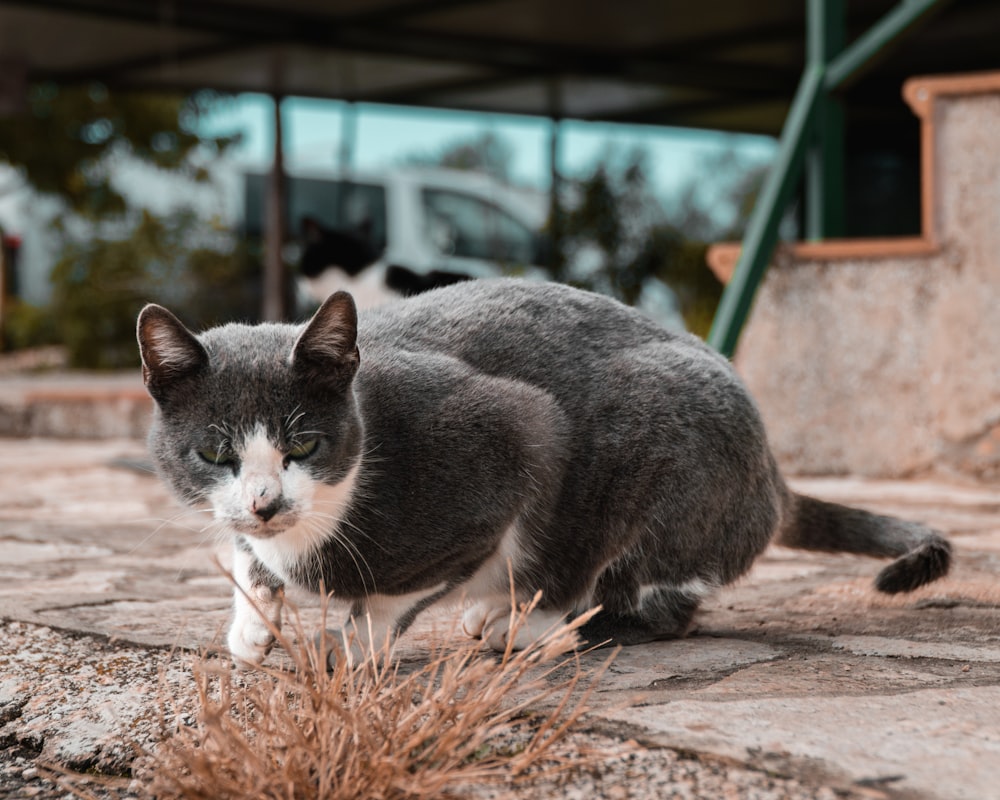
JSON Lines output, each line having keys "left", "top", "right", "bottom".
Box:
{"left": 197, "top": 447, "right": 235, "bottom": 467}
{"left": 286, "top": 439, "right": 318, "bottom": 461}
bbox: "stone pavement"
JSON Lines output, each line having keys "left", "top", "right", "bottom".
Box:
{"left": 2, "top": 437, "right": 1000, "bottom": 799}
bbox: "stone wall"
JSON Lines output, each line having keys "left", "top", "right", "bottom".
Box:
{"left": 709, "top": 72, "right": 1000, "bottom": 482}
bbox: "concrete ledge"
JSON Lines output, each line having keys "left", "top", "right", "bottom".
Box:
{"left": 0, "top": 373, "right": 151, "bottom": 439}
{"left": 706, "top": 236, "right": 937, "bottom": 284}
{"left": 706, "top": 69, "right": 1000, "bottom": 482}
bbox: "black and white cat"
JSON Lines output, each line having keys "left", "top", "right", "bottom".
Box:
{"left": 299, "top": 217, "right": 469, "bottom": 309}
{"left": 137, "top": 280, "right": 951, "bottom": 665}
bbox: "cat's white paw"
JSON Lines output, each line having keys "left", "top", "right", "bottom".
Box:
{"left": 227, "top": 615, "right": 277, "bottom": 666}
{"left": 227, "top": 585, "right": 283, "bottom": 666}
{"left": 461, "top": 602, "right": 507, "bottom": 640}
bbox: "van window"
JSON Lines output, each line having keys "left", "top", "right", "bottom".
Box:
{"left": 244, "top": 175, "right": 388, "bottom": 254}
{"left": 421, "top": 188, "right": 535, "bottom": 264}
{"left": 332, "top": 182, "right": 388, "bottom": 252}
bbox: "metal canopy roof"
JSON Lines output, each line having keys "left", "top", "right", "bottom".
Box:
{"left": 1, "top": 0, "right": 998, "bottom": 136}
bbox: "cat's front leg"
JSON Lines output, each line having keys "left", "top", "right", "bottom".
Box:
{"left": 227, "top": 541, "right": 284, "bottom": 666}
{"left": 316, "top": 603, "right": 394, "bottom": 669}
{"left": 320, "top": 586, "right": 448, "bottom": 668}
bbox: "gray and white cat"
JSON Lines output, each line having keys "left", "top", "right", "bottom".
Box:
{"left": 137, "top": 279, "right": 951, "bottom": 665}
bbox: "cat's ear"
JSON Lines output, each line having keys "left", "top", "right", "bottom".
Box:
{"left": 291, "top": 291, "right": 359, "bottom": 380}
{"left": 301, "top": 216, "right": 325, "bottom": 243}
{"left": 137, "top": 304, "right": 208, "bottom": 402}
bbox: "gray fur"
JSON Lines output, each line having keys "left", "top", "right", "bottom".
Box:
{"left": 137, "top": 279, "right": 951, "bottom": 649}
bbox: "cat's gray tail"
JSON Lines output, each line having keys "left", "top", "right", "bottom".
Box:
{"left": 777, "top": 493, "right": 951, "bottom": 593}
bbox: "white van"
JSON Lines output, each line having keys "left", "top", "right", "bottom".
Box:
{"left": 243, "top": 166, "right": 684, "bottom": 328}
{"left": 244, "top": 166, "right": 551, "bottom": 281}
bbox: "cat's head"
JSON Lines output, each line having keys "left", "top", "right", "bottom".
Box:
{"left": 137, "top": 292, "right": 363, "bottom": 540}
{"left": 300, "top": 217, "right": 380, "bottom": 278}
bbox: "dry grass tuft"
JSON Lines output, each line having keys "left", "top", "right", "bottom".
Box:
{"left": 140, "top": 595, "right": 614, "bottom": 799}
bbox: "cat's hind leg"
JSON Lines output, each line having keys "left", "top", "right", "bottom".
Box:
{"left": 462, "top": 601, "right": 571, "bottom": 652}
{"left": 578, "top": 582, "right": 709, "bottom": 647}
{"left": 458, "top": 533, "right": 578, "bottom": 652}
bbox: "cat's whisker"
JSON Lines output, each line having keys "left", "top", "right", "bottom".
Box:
{"left": 284, "top": 405, "right": 305, "bottom": 432}
{"left": 331, "top": 532, "right": 376, "bottom": 599}
{"left": 301, "top": 511, "right": 377, "bottom": 596}
{"left": 207, "top": 422, "right": 234, "bottom": 441}
{"left": 173, "top": 520, "right": 230, "bottom": 582}
{"left": 358, "top": 443, "right": 385, "bottom": 463}
{"left": 127, "top": 508, "right": 217, "bottom": 554}
{"left": 306, "top": 507, "right": 388, "bottom": 553}
{"left": 128, "top": 507, "right": 213, "bottom": 528}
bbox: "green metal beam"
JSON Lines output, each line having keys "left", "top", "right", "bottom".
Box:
{"left": 825, "top": 0, "right": 954, "bottom": 91}
{"left": 707, "top": 64, "right": 824, "bottom": 357}
{"left": 707, "top": 0, "right": 955, "bottom": 358}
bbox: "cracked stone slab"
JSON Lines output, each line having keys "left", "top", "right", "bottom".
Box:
{"left": 0, "top": 540, "right": 115, "bottom": 563}
{"left": 599, "top": 686, "right": 1000, "bottom": 800}
{"left": 0, "top": 621, "right": 193, "bottom": 774}
{"left": 593, "top": 637, "right": 782, "bottom": 694}
{"left": 4, "top": 439, "right": 1000, "bottom": 799}
{"left": 830, "top": 635, "right": 1000, "bottom": 663}
{"left": 687, "top": 655, "right": 956, "bottom": 699}
{"left": 0, "top": 621, "right": 881, "bottom": 800}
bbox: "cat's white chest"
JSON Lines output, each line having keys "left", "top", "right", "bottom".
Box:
{"left": 246, "top": 463, "right": 360, "bottom": 581}
{"left": 303, "top": 262, "right": 400, "bottom": 310}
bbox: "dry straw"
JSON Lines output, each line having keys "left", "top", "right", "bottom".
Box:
{"left": 138, "top": 589, "right": 615, "bottom": 800}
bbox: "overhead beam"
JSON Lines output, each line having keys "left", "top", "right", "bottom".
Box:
{"left": 343, "top": 0, "right": 489, "bottom": 25}
{"left": 37, "top": 39, "right": 252, "bottom": 84}
{"left": 594, "top": 93, "right": 789, "bottom": 130}
{"left": 6, "top": 0, "right": 796, "bottom": 95}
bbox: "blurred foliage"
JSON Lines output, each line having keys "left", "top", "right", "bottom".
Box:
{"left": 2, "top": 300, "right": 61, "bottom": 351}
{"left": 401, "top": 131, "right": 515, "bottom": 183}
{"left": 400, "top": 131, "right": 771, "bottom": 337}
{"left": 49, "top": 210, "right": 254, "bottom": 369}
{"left": 667, "top": 149, "right": 770, "bottom": 242}
{"left": 0, "top": 84, "right": 235, "bottom": 217}
{"left": 0, "top": 83, "right": 248, "bottom": 366}
{"left": 554, "top": 147, "right": 768, "bottom": 337}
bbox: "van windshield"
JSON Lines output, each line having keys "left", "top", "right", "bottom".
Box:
{"left": 421, "top": 188, "right": 536, "bottom": 265}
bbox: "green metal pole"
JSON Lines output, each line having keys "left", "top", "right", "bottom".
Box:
{"left": 805, "top": 0, "right": 846, "bottom": 241}
{"left": 707, "top": 65, "right": 824, "bottom": 357}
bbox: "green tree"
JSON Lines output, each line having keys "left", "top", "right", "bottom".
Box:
{"left": 556, "top": 147, "right": 769, "bottom": 337}
{"left": 49, "top": 210, "right": 252, "bottom": 369}
{"left": 0, "top": 83, "right": 244, "bottom": 365}
{"left": 401, "top": 131, "right": 515, "bottom": 183}
{"left": 667, "top": 149, "right": 770, "bottom": 242}
{"left": 0, "top": 83, "right": 232, "bottom": 217}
